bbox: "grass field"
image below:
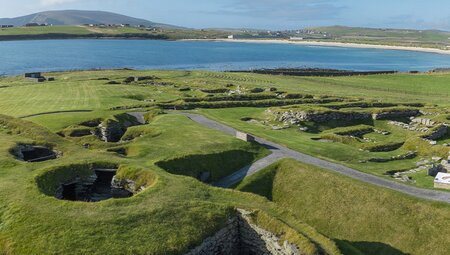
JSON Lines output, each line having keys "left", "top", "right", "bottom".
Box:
{"left": 2, "top": 25, "right": 450, "bottom": 50}
{"left": 0, "top": 69, "right": 449, "bottom": 254}
{"left": 0, "top": 25, "right": 232, "bottom": 40}
{"left": 309, "top": 26, "right": 450, "bottom": 49}
{"left": 0, "top": 112, "right": 341, "bottom": 254}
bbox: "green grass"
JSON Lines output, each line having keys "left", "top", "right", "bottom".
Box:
{"left": 1, "top": 69, "right": 450, "bottom": 254}
{"left": 236, "top": 159, "right": 450, "bottom": 255}
{"left": 0, "top": 109, "right": 337, "bottom": 254}
{"left": 309, "top": 26, "right": 450, "bottom": 49}
{"left": 0, "top": 25, "right": 232, "bottom": 40}
{"left": 0, "top": 26, "right": 91, "bottom": 35}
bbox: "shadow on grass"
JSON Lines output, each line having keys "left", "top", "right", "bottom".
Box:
{"left": 336, "top": 239, "right": 409, "bottom": 255}
{"left": 156, "top": 149, "right": 262, "bottom": 184}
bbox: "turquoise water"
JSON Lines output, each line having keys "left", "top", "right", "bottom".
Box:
{"left": 1, "top": 39, "right": 450, "bottom": 75}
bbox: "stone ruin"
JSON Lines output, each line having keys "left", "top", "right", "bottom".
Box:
{"left": 388, "top": 154, "right": 450, "bottom": 182}
{"left": 11, "top": 144, "right": 58, "bottom": 162}
{"left": 388, "top": 117, "right": 448, "bottom": 144}
{"left": 95, "top": 120, "right": 128, "bottom": 143}
{"left": 55, "top": 168, "right": 135, "bottom": 202}
{"left": 268, "top": 109, "right": 371, "bottom": 126}
{"left": 80, "top": 115, "right": 143, "bottom": 143}
{"left": 185, "top": 209, "right": 302, "bottom": 255}
{"left": 371, "top": 109, "right": 420, "bottom": 120}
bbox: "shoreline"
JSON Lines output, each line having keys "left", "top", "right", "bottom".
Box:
{"left": 1, "top": 34, "right": 450, "bottom": 55}
{"left": 183, "top": 38, "right": 450, "bottom": 55}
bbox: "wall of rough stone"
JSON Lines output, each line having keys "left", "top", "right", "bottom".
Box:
{"left": 184, "top": 209, "right": 302, "bottom": 255}
{"left": 271, "top": 109, "right": 371, "bottom": 125}
{"left": 423, "top": 125, "right": 448, "bottom": 141}
{"left": 371, "top": 110, "right": 420, "bottom": 120}
{"left": 184, "top": 217, "right": 240, "bottom": 255}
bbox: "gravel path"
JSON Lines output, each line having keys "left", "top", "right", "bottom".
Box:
{"left": 178, "top": 112, "right": 450, "bottom": 204}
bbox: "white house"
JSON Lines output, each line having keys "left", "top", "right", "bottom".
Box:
{"left": 227, "top": 35, "right": 234, "bottom": 39}
{"left": 434, "top": 172, "right": 450, "bottom": 190}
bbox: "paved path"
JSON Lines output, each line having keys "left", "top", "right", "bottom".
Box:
{"left": 178, "top": 112, "right": 450, "bottom": 204}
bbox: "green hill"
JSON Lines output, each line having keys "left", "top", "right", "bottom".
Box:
{"left": 0, "top": 10, "right": 182, "bottom": 29}
{"left": 236, "top": 159, "right": 450, "bottom": 255}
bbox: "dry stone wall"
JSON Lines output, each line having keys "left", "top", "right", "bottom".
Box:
{"left": 423, "top": 125, "right": 448, "bottom": 141}
{"left": 270, "top": 109, "right": 371, "bottom": 125}
{"left": 371, "top": 109, "right": 420, "bottom": 120}
{"left": 185, "top": 209, "right": 302, "bottom": 255}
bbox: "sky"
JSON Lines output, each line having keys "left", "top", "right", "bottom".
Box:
{"left": 1, "top": 0, "right": 450, "bottom": 31}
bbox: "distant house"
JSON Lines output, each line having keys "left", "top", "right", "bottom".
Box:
{"left": 25, "top": 23, "right": 40, "bottom": 27}
{"left": 290, "top": 37, "right": 304, "bottom": 41}
{"left": 25, "top": 72, "right": 42, "bottom": 78}
{"left": 228, "top": 35, "right": 234, "bottom": 39}
{"left": 236, "top": 131, "right": 255, "bottom": 142}
{"left": 0, "top": 25, "right": 13, "bottom": 28}
{"left": 434, "top": 172, "right": 450, "bottom": 190}
{"left": 24, "top": 72, "right": 47, "bottom": 82}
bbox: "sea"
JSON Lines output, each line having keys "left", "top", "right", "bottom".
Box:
{"left": 1, "top": 39, "right": 450, "bottom": 75}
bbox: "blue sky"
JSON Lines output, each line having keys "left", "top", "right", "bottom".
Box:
{"left": 2, "top": 0, "right": 450, "bottom": 30}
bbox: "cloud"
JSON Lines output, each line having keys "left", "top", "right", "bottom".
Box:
{"left": 40, "top": 0, "right": 79, "bottom": 6}
{"left": 214, "top": 0, "right": 345, "bottom": 21}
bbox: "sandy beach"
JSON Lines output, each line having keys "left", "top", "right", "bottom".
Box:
{"left": 184, "top": 38, "right": 450, "bottom": 55}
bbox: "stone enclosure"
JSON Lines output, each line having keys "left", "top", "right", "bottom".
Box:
{"left": 11, "top": 144, "right": 58, "bottom": 162}
{"left": 55, "top": 168, "right": 135, "bottom": 202}
{"left": 185, "top": 209, "right": 302, "bottom": 255}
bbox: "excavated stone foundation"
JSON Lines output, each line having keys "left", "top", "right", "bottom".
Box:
{"left": 55, "top": 168, "right": 133, "bottom": 202}
{"left": 11, "top": 144, "right": 58, "bottom": 162}
{"left": 185, "top": 209, "right": 301, "bottom": 255}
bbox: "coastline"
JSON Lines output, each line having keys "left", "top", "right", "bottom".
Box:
{"left": 183, "top": 38, "right": 450, "bottom": 55}
{"left": 1, "top": 34, "right": 449, "bottom": 55}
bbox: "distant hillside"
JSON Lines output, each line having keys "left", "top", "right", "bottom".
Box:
{"left": 309, "top": 25, "right": 450, "bottom": 36}
{"left": 302, "top": 25, "right": 450, "bottom": 49}
{"left": 0, "top": 10, "right": 182, "bottom": 29}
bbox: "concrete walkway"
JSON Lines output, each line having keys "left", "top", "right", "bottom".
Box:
{"left": 178, "top": 112, "right": 450, "bottom": 204}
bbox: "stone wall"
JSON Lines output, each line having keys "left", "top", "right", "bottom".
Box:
{"left": 422, "top": 125, "right": 448, "bottom": 141}
{"left": 97, "top": 120, "right": 125, "bottom": 142}
{"left": 371, "top": 109, "right": 420, "bottom": 120}
{"left": 111, "top": 176, "right": 146, "bottom": 194}
{"left": 184, "top": 209, "right": 302, "bottom": 255}
{"left": 95, "top": 114, "right": 142, "bottom": 143}
{"left": 271, "top": 109, "right": 371, "bottom": 125}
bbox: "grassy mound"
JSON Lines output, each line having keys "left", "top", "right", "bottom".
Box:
{"left": 236, "top": 159, "right": 450, "bottom": 255}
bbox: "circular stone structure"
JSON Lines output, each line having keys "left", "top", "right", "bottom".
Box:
{"left": 55, "top": 168, "right": 133, "bottom": 202}
{"left": 35, "top": 163, "right": 138, "bottom": 203}
{"left": 11, "top": 144, "right": 58, "bottom": 162}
